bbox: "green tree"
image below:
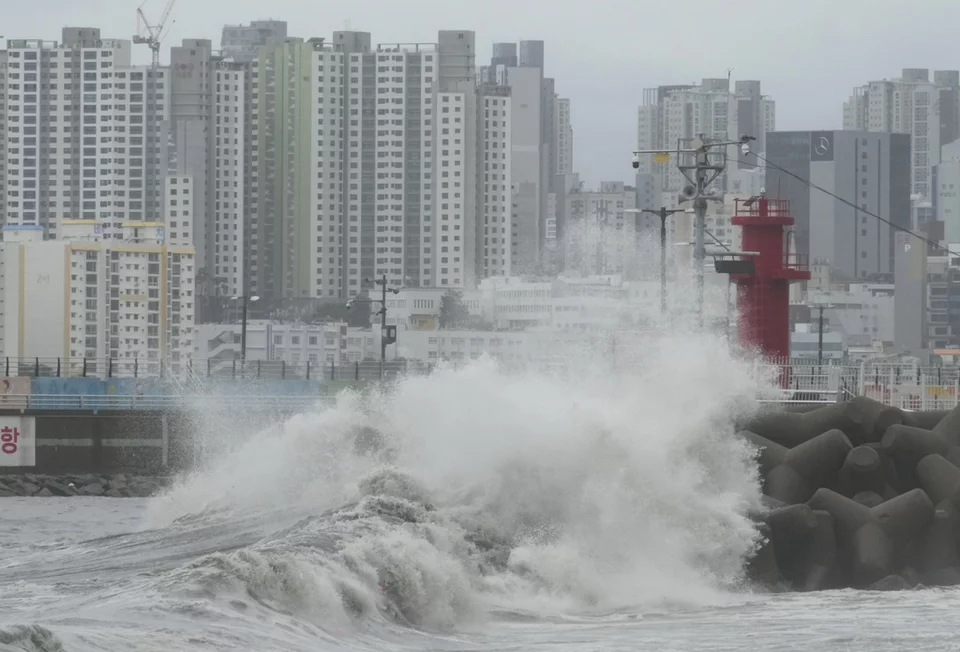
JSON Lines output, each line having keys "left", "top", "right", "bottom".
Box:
{"left": 439, "top": 290, "right": 470, "bottom": 329}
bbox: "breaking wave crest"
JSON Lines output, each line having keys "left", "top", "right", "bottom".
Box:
{"left": 0, "top": 625, "right": 64, "bottom": 652}
{"left": 147, "top": 332, "right": 772, "bottom": 633}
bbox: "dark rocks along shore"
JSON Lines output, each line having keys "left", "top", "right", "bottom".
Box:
{"left": 0, "top": 473, "right": 171, "bottom": 498}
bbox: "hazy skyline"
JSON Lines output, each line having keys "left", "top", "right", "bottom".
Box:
{"left": 7, "top": 0, "right": 960, "bottom": 185}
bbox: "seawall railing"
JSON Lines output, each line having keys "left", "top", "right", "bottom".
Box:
{"left": 0, "top": 357, "right": 432, "bottom": 381}
{"left": 2, "top": 356, "right": 960, "bottom": 411}
{"left": 0, "top": 394, "right": 335, "bottom": 413}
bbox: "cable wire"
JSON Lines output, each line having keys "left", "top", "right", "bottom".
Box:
{"left": 751, "top": 151, "right": 955, "bottom": 258}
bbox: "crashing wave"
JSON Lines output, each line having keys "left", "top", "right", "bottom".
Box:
{"left": 0, "top": 625, "right": 64, "bottom": 652}
{"left": 146, "top": 333, "right": 770, "bottom": 631}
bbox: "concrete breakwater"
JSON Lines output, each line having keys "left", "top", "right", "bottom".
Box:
{"left": 742, "top": 397, "right": 960, "bottom": 591}
{"left": 0, "top": 473, "right": 171, "bottom": 498}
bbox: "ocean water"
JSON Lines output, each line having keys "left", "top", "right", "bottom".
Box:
{"left": 1, "top": 333, "right": 959, "bottom": 651}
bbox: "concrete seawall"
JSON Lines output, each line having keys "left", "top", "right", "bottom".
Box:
{"left": 743, "top": 398, "right": 960, "bottom": 590}
{"left": 0, "top": 399, "right": 329, "bottom": 475}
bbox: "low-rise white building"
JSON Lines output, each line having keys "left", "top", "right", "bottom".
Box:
{"left": 564, "top": 181, "right": 639, "bottom": 276}
{"left": 791, "top": 323, "right": 845, "bottom": 361}
{"left": 806, "top": 283, "right": 896, "bottom": 347}
{"left": 194, "top": 321, "right": 379, "bottom": 368}
{"left": 0, "top": 221, "right": 195, "bottom": 375}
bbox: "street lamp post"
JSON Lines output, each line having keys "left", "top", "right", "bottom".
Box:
{"left": 346, "top": 274, "right": 402, "bottom": 376}
{"left": 631, "top": 207, "right": 684, "bottom": 314}
{"left": 232, "top": 295, "right": 260, "bottom": 363}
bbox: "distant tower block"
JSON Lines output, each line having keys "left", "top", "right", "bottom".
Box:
{"left": 730, "top": 197, "right": 810, "bottom": 365}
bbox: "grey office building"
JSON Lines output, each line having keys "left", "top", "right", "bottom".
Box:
{"left": 765, "top": 130, "right": 911, "bottom": 281}
{"left": 894, "top": 231, "right": 928, "bottom": 351}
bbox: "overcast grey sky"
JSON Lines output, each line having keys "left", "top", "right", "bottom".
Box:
{"left": 7, "top": 0, "right": 960, "bottom": 185}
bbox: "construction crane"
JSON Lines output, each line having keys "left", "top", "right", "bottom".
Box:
{"left": 133, "top": 0, "right": 176, "bottom": 67}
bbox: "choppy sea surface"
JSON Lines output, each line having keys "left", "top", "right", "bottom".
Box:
{"left": 2, "top": 336, "right": 959, "bottom": 651}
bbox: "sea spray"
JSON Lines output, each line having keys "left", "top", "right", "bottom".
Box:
{"left": 146, "top": 330, "right": 772, "bottom": 627}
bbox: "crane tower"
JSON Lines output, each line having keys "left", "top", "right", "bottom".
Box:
{"left": 133, "top": 0, "right": 176, "bottom": 68}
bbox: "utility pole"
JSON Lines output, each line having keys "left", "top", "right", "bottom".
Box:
{"left": 233, "top": 294, "right": 260, "bottom": 364}
{"left": 633, "top": 134, "right": 755, "bottom": 326}
{"left": 347, "top": 274, "right": 402, "bottom": 377}
{"left": 241, "top": 297, "right": 249, "bottom": 362}
{"left": 817, "top": 305, "right": 825, "bottom": 367}
{"left": 641, "top": 207, "right": 683, "bottom": 314}
{"left": 595, "top": 199, "right": 609, "bottom": 275}
{"left": 377, "top": 275, "right": 390, "bottom": 362}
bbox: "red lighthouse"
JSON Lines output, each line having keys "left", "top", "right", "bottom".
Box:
{"left": 728, "top": 197, "right": 810, "bottom": 366}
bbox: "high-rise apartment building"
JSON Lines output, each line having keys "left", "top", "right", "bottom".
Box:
{"left": 2, "top": 28, "right": 171, "bottom": 238}
{"left": 0, "top": 220, "right": 195, "bottom": 372}
{"left": 765, "top": 130, "right": 911, "bottom": 281}
{"left": 169, "top": 38, "right": 215, "bottom": 274}
{"left": 935, "top": 138, "right": 960, "bottom": 244}
{"left": 220, "top": 21, "right": 288, "bottom": 62}
{"left": 564, "top": 181, "right": 638, "bottom": 276}
{"left": 251, "top": 37, "right": 322, "bottom": 301}
{"left": 554, "top": 97, "right": 573, "bottom": 176}
{"left": 637, "top": 78, "right": 775, "bottom": 198}
{"left": 207, "top": 30, "right": 484, "bottom": 301}
{"left": 479, "top": 40, "right": 573, "bottom": 265}
{"left": 210, "top": 59, "right": 253, "bottom": 298}
{"left": 843, "top": 68, "right": 960, "bottom": 200}
{"left": 505, "top": 66, "right": 543, "bottom": 273}
{"left": 0, "top": 50, "right": 8, "bottom": 225}
{"left": 477, "top": 85, "right": 512, "bottom": 278}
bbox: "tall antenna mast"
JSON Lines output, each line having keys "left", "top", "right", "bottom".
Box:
{"left": 633, "top": 133, "right": 756, "bottom": 326}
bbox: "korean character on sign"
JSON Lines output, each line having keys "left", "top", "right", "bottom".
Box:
{"left": 0, "top": 426, "right": 19, "bottom": 454}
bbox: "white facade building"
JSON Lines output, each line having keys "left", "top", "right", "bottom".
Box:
{"left": 478, "top": 86, "right": 512, "bottom": 278}
{"left": 936, "top": 138, "right": 960, "bottom": 245}
{"left": 193, "top": 320, "right": 372, "bottom": 367}
{"left": 164, "top": 176, "right": 194, "bottom": 249}
{"left": 805, "top": 283, "right": 896, "bottom": 347}
{"left": 207, "top": 31, "right": 489, "bottom": 301}
{"left": 434, "top": 91, "right": 471, "bottom": 288}
{"left": 211, "top": 59, "right": 251, "bottom": 296}
{"left": 637, "top": 79, "right": 775, "bottom": 197}
{"left": 554, "top": 97, "right": 573, "bottom": 176}
{"left": 563, "top": 181, "right": 638, "bottom": 276}
{"left": 843, "top": 68, "right": 960, "bottom": 200}
{"left": 383, "top": 275, "right": 656, "bottom": 334}
{"left": 0, "top": 50, "right": 7, "bottom": 224}
{"left": 2, "top": 29, "right": 171, "bottom": 238}
{"left": 791, "top": 324, "right": 845, "bottom": 361}
{"left": 0, "top": 221, "right": 195, "bottom": 373}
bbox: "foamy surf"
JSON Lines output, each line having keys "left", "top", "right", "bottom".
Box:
{"left": 5, "top": 331, "right": 949, "bottom": 650}
{"left": 139, "top": 332, "right": 769, "bottom": 632}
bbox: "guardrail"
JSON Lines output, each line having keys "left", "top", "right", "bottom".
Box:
{"left": 0, "top": 357, "right": 435, "bottom": 381}
{"left": 0, "top": 394, "right": 335, "bottom": 412}
{"left": 7, "top": 356, "right": 960, "bottom": 387}
{"left": 3, "top": 356, "right": 960, "bottom": 412}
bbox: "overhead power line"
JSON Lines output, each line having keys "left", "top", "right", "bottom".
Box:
{"left": 751, "top": 151, "right": 955, "bottom": 259}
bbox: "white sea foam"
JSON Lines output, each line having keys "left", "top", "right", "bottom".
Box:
{"left": 144, "top": 328, "right": 770, "bottom": 628}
